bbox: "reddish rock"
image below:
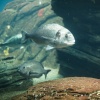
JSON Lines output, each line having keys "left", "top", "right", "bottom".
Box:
{"left": 12, "top": 77, "right": 100, "bottom": 100}
{"left": 38, "top": 8, "right": 44, "bottom": 17}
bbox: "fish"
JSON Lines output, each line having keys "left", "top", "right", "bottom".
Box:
{"left": 21, "top": 23, "right": 75, "bottom": 50}
{"left": 18, "top": 60, "right": 51, "bottom": 79}
{"left": 0, "top": 33, "right": 31, "bottom": 47}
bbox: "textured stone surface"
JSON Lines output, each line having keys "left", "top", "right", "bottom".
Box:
{"left": 12, "top": 77, "right": 100, "bottom": 100}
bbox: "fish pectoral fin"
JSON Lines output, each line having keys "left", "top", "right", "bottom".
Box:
{"left": 29, "top": 72, "right": 40, "bottom": 77}
{"left": 26, "top": 72, "right": 30, "bottom": 76}
{"left": 45, "top": 45, "right": 55, "bottom": 51}
{"left": 42, "top": 36, "right": 56, "bottom": 44}
{"left": 42, "top": 36, "right": 54, "bottom": 41}
{"left": 29, "top": 72, "right": 38, "bottom": 75}
{"left": 41, "top": 36, "right": 50, "bottom": 40}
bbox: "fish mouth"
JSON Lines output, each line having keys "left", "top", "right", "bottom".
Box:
{"left": 68, "top": 42, "right": 75, "bottom": 45}
{"left": 64, "top": 40, "right": 75, "bottom": 46}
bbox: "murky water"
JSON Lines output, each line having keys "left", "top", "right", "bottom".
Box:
{"left": 0, "top": 0, "right": 100, "bottom": 99}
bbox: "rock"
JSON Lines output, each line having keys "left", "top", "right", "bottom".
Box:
{"left": 52, "top": 0, "right": 100, "bottom": 78}
{"left": 0, "top": 0, "right": 62, "bottom": 91}
{"left": 57, "top": 47, "right": 100, "bottom": 78}
{"left": 12, "top": 77, "right": 100, "bottom": 100}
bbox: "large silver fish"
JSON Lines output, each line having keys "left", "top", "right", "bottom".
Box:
{"left": 18, "top": 60, "right": 51, "bottom": 79}
{"left": 22, "top": 23, "right": 75, "bottom": 50}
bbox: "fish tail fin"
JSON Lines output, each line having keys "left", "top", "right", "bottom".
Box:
{"left": 44, "top": 69, "right": 51, "bottom": 79}
{"left": 21, "top": 30, "right": 29, "bottom": 43}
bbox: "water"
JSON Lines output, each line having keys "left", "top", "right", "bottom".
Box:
{"left": 0, "top": 0, "right": 13, "bottom": 11}
{"left": 0, "top": 0, "right": 100, "bottom": 99}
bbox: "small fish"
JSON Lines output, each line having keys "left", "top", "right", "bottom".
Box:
{"left": 0, "top": 33, "right": 31, "bottom": 47}
{"left": 22, "top": 23, "right": 75, "bottom": 50}
{"left": 18, "top": 60, "right": 51, "bottom": 79}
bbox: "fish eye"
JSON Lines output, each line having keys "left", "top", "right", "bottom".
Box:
{"left": 65, "top": 34, "right": 68, "bottom": 38}
{"left": 56, "top": 30, "right": 61, "bottom": 38}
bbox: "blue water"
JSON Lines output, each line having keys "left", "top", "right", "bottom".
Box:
{"left": 0, "top": 0, "right": 13, "bottom": 12}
